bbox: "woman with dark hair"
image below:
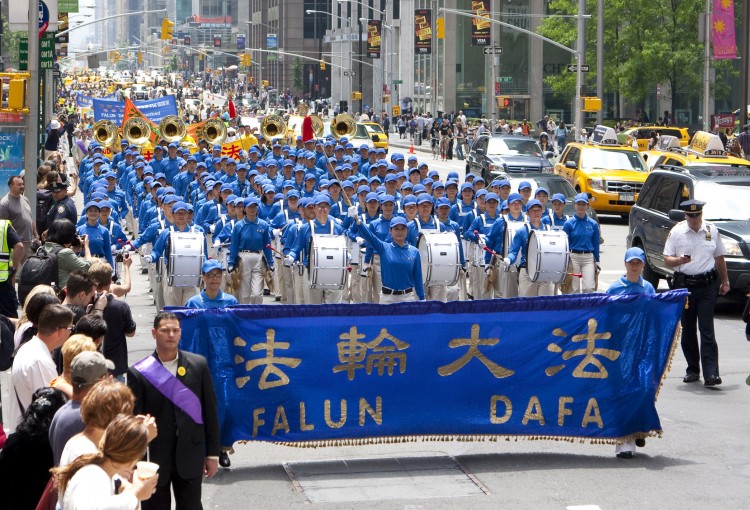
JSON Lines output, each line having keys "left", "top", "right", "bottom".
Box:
{"left": 43, "top": 219, "right": 93, "bottom": 289}
{"left": 0, "top": 387, "right": 66, "bottom": 510}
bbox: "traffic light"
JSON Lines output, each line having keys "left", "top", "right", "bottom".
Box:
{"left": 7, "top": 76, "right": 28, "bottom": 111}
{"left": 352, "top": 91, "right": 362, "bottom": 100}
{"left": 320, "top": 61, "right": 326, "bottom": 70}
{"left": 137, "top": 51, "right": 143, "bottom": 64}
{"left": 262, "top": 80, "right": 269, "bottom": 87}
{"left": 383, "top": 95, "right": 390, "bottom": 103}
{"left": 161, "top": 18, "right": 174, "bottom": 41}
{"left": 582, "top": 97, "right": 602, "bottom": 112}
{"left": 214, "top": 35, "right": 222, "bottom": 47}
{"left": 240, "top": 53, "right": 251, "bottom": 67}
{"left": 496, "top": 96, "right": 510, "bottom": 108}
{"left": 436, "top": 18, "right": 445, "bottom": 39}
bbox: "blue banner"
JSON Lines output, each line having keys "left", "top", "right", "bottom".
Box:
{"left": 92, "top": 96, "right": 178, "bottom": 124}
{"left": 173, "top": 291, "right": 686, "bottom": 447}
{"left": 0, "top": 130, "right": 25, "bottom": 197}
{"left": 77, "top": 91, "right": 117, "bottom": 108}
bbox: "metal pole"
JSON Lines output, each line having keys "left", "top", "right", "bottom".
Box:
{"left": 596, "top": 0, "right": 603, "bottom": 124}
{"left": 703, "top": 0, "right": 711, "bottom": 131}
{"left": 574, "top": 0, "right": 584, "bottom": 139}
{"left": 25, "top": 0, "right": 40, "bottom": 219}
{"left": 490, "top": 0, "right": 497, "bottom": 127}
{"left": 741, "top": 0, "right": 749, "bottom": 129}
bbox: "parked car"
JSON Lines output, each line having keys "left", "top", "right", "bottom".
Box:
{"left": 627, "top": 167, "right": 750, "bottom": 300}
{"left": 505, "top": 174, "right": 601, "bottom": 227}
{"left": 640, "top": 131, "right": 750, "bottom": 172}
{"left": 623, "top": 126, "right": 690, "bottom": 150}
{"left": 465, "top": 134, "right": 554, "bottom": 181}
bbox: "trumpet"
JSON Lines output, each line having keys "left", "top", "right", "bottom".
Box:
{"left": 123, "top": 117, "right": 151, "bottom": 146}
{"left": 93, "top": 120, "right": 119, "bottom": 147}
{"left": 330, "top": 113, "right": 356, "bottom": 140}
{"left": 158, "top": 115, "right": 186, "bottom": 143}
{"left": 260, "top": 114, "right": 287, "bottom": 140}
{"left": 203, "top": 118, "right": 227, "bottom": 145}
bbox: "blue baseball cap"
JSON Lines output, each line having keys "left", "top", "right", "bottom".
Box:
{"left": 416, "top": 193, "right": 433, "bottom": 205}
{"left": 574, "top": 192, "right": 589, "bottom": 204}
{"left": 171, "top": 201, "right": 188, "bottom": 213}
{"left": 535, "top": 187, "right": 549, "bottom": 196}
{"left": 475, "top": 189, "right": 488, "bottom": 198}
{"left": 460, "top": 182, "right": 474, "bottom": 192}
{"left": 244, "top": 196, "right": 261, "bottom": 207}
{"left": 390, "top": 216, "right": 408, "bottom": 228}
{"left": 403, "top": 195, "right": 418, "bottom": 206}
{"left": 624, "top": 247, "right": 646, "bottom": 263}
{"left": 84, "top": 201, "right": 100, "bottom": 211}
{"left": 485, "top": 193, "right": 500, "bottom": 202}
{"left": 435, "top": 197, "right": 451, "bottom": 208}
{"left": 551, "top": 193, "right": 566, "bottom": 203}
{"left": 518, "top": 181, "right": 532, "bottom": 191}
{"left": 526, "top": 199, "right": 543, "bottom": 210}
{"left": 366, "top": 192, "right": 380, "bottom": 203}
{"left": 507, "top": 192, "right": 523, "bottom": 204}
{"left": 314, "top": 194, "right": 332, "bottom": 206}
{"left": 202, "top": 259, "right": 224, "bottom": 273}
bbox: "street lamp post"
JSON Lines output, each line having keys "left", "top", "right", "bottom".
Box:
{"left": 308, "top": 9, "right": 353, "bottom": 108}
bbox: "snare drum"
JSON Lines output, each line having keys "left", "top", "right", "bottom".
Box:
{"left": 167, "top": 231, "right": 204, "bottom": 287}
{"left": 418, "top": 232, "right": 460, "bottom": 286}
{"left": 526, "top": 230, "right": 570, "bottom": 284}
{"left": 309, "top": 235, "right": 348, "bottom": 290}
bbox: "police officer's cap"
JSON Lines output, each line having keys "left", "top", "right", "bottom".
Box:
{"left": 680, "top": 199, "right": 705, "bottom": 213}
{"left": 50, "top": 182, "right": 67, "bottom": 193}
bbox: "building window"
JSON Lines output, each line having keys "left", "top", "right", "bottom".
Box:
{"left": 303, "top": 0, "right": 331, "bottom": 39}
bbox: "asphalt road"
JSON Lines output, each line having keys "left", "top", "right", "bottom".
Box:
{"left": 116, "top": 144, "right": 748, "bottom": 510}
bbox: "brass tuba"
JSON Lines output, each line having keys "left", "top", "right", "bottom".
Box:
{"left": 329, "top": 113, "right": 356, "bottom": 139}
{"left": 123, "top": 116, "right": 152, "bottom": 146}
{"left": 158, "top": 115, "right": 186, "bottom": 143}
{"left": 260, "top": 114, "right": 287, "bottom": 140}
{"left": 93, "top": 120, "right": 119, "bottom": 147}
{"left": 297, "top": 103, "right": 309, "bottom": 116}
{"left": 203, "top": 118, "right": 227, "bottom": 145}
{"left": 311, "top": 115, "right": 324, "bottom": 138}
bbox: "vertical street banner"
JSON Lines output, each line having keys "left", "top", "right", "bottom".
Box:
{"left": 173, "top": 292, "right": 686, "bottom": 446}
{"left": 471, "top": 0, "right": 491, "bottom": 46}
{"left": 415, "top": 9, "right": 432, "bottom": 55}
{"left": 712, "top": 0, "right": 736, "bottom": 59}
{"left": 0, "top": 130, "right": 24, "bottom": 197}
{"left": 237, "top": 34, "right": 246, "bottom": 51}
{"left": 367, "top": 20, "right": 382, "bottom": 59}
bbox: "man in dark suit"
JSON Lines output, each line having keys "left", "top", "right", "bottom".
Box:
{"left": 128, "top": 311, "right": 220, "bottom": 510}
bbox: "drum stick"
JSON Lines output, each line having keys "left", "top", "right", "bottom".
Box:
{"left": 265, "top": 243, "right": 285, "bottom": 257}
{"left": 482, "top": 246, "right": 499, "bottom": 257}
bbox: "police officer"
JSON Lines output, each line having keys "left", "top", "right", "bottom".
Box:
{"left": 562, "top": 193, "right": 600, "bottom": 294}
{"left": 663, "top": 199, "right": 729, "bottom": 386}
{"left": 46, "top": 182, "right": 77, "bottom": 228}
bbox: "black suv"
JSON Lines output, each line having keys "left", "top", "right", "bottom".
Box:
{"left": 627, "top": 167, "right": 750, "bottom": 299}
{"left": 466, "top": 134, "right": 554, "bottom": 181}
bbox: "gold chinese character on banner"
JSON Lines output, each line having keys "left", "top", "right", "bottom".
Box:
{"left": 236, "top": 329, "right": 301, "bottom": 389}
{"left": 333, "top": 326, "right": 410, "bottom": 380}
{"left": 438, "top": 324, "right": 514, "bottom": 378}
{"left": 545, "top": 318, "right": 620, "bottom": 379}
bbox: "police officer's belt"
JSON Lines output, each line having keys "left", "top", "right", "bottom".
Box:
{"left": 673, "top": 269, "right": 717, "bottom": 287}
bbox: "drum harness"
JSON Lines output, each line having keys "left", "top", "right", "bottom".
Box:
{"left": 306, "top": 219, "right": 336, "bottom": 277}
{"left": 518, "top": 221, "right": 551, "bottom": 270}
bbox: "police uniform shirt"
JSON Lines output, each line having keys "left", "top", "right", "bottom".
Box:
{"left": 663, "top": 220, "right": 725, "bottom": 275}
{"left": 47, "top": 196, "right": 77, "bottom": 226}
{"left": 228, "top": 217, "right": 274, "bottom": 269}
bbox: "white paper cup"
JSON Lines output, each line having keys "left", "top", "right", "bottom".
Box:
{"left": 136, "top": 461, "right": 159, "bottom": 480}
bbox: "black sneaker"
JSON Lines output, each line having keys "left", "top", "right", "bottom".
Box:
{"left": 704, "top": 375, "right": 722, "bottom": 386}
{"left": 683, "top": 373, "right": 700, "bottom": 383}
{"left": 635, "top": 438, "right": 646, "bottom": 448}
{"left": 219, "top": 451, "right": 231, "bottom": 467}
{"left": 616, "top": 452, "right": 634, "bottom": 459}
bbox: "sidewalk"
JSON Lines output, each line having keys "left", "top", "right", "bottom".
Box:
{"left": 386, "top": 132, "right": 432, "bottom": 155}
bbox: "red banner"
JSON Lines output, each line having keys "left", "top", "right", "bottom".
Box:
{"left": 367, "top": 20, "right": 382, "bottom": 59}
{"left": 712, "top": 0, "right": 736, "bottom": 59}
{"left": 470, "top": 0, "right": 491, "bottom": 46}
{"left": 415, "top": 9, "right": 432, "bottom": 55}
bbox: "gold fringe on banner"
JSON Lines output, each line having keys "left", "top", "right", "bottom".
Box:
{"left": 268, "top": 430, "right": 662, "bottom": 449}
{"left": 656, "top": 323, "right": 682, "bottom": 400}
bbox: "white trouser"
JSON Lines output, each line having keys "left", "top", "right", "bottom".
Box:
{"left": 163, "top": 283, "right": 198, "bottom": 308}
{"left": 616, "top": 440, "right": 636, "bottom": 454}
{"left": 568, "top": 252, "right": 596, "bottom": 294}
{"left": 292, "top": 265, "right": 307, "bottom": 304}
{"left": 470, "top": 263, "right": 485, "bottom": 299}
{"left": 348, "top": 264, "right": 361, "bottom": 303}
{"left": 499, "top": 265, "right": 519, "bottom": 298}
{"left": 281, "top": 263, "right": 295, "bottom": 304}
{"left": 308, "top": 286, "right": 343, "bottom": 304}
{"left": 517, "top": 268, "right": 554, "bottom": 297}
{"left": 238, "top": 252, "right": 266, "bottom": 304}
{"left": 150, "top": 261, "right": 165, "bottom": 311}
{"left": 273, "top": 256, "right": 284, "bottom": 302}
{"left": 370, "top": 255, "right": 382, "bottom": 304}
{"left": 425, "top": 284, "right": 447, "bottom": 302}
{"left": 380, "top": 291, "right": 417, "bottom": 304}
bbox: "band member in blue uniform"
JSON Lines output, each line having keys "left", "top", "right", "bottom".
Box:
{"left": 228, "top": 196, "right": 274, "bottom": 305}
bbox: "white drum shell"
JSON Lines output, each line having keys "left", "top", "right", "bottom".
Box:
{"left": 526, "top": 230, "right": 570, "bottom": 283}
{"left": 168, "top": 232, "right": 204, "bottom": 287}
{"left": 418, "top": 232, "right": 460, "bottom": 286}
{"left": 309, "top": 235, "right": 348, "bottom": 290}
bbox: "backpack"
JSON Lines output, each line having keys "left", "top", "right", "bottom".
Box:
{"left": 18, "top": 245, "right": 63, "bottom": 306}
{"left": 36, "top": 190, "right": 53, "bottom": 234}
{"left": 0, "top": 319, "right": 13, "bottom": 371}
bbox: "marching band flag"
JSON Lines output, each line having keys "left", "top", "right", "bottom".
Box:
{"left": 186, "top": 121, "right": 207, "bottom": 141}
{"left": 173, "top": 291, "right": 686, "bottom": 447}
{"left": 121, "top": 98, "right": 160, "bottom": 144}
{"left": 712, "top": 0, "right": 737, "bottom": 59}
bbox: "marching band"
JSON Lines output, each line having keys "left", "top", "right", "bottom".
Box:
{"left": 72, "top": 108, "right": 597, "bottom": 309}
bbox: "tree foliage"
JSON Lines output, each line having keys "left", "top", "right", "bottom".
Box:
{"left": 291, "top": 57, "right": 303, "bottom": 92}
{"left": 539, "top": 0, "right": 707, "bottom": 110}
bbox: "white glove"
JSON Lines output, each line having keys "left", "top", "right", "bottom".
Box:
{"left": 347, "top": 207, "right": 359, "bottom": 219}
{"left": 209, "top": 224, "right": 215, "bottom": 234}
{"left": 502, "top": 257, "right": 511, "bottom": 267}
{"left": 123, "top": 244, "right": 133, "bottom": 252}
{"left": 478, "top": 234, "right": 486, "bottom": 248}
{"left": 213, "top": 239, "right": 221, "bottom": 248}
{"left": 111, "top": 244, "right": 118, "bottom": 253}
{"left": 273, "top": 228, "right": 282, "bottom": 238}
{"left": 355, "top": 236, "right": 365, "bottom": 245}
{"left": 284, "top": 255, "right": 295, "bottom": 266}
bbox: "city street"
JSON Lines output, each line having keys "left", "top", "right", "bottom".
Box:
{"left": 114, "top": 145, "right": 749, "bottom": 510}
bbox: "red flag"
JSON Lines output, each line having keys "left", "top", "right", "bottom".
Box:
{"left": 228, "top": 99, "right": 236, "bottom": 119}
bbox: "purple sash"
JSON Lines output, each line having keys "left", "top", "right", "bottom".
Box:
{"left": 133, "top": 355, "right": 204, "bottom": 424}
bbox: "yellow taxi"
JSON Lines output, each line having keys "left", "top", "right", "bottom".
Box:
{"left": 555, "top": 126, "right": 649, "bottom": 216}
{"left": 361, "top": 122, "right": 389, "bottom": 152}
{"left": 623, "top": 126, "right": 690, "bottom": 151}
{"left": 643, "top": 131, "right": 750, "bottom": 172}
